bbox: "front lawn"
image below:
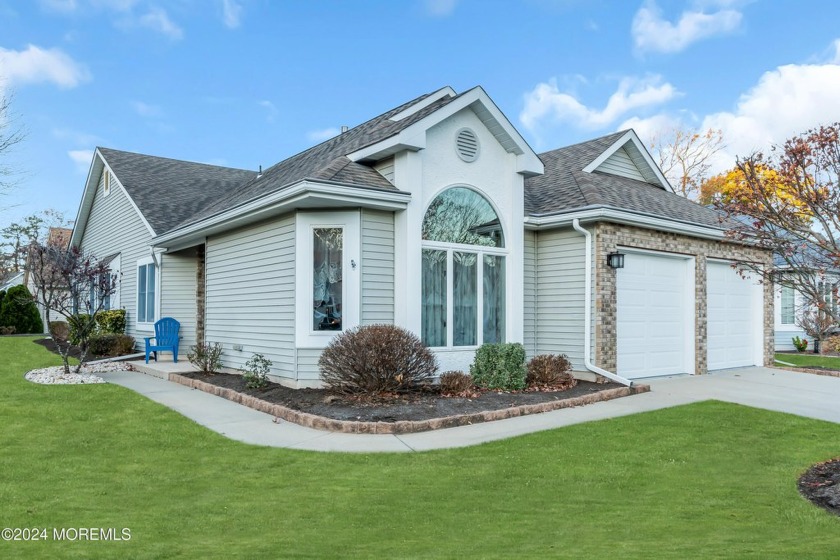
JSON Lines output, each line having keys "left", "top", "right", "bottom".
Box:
{"left": 775, "top": 352, "right": 840, "bottom": 370}
{"left": 2, "top": 336, "right": 840, "bottom": 558}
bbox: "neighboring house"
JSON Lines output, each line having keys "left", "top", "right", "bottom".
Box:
{"left": 70, "top": 86, "right": 773, "bottom": 387}
{"left": 0, "top": 270, "right": 24, "bottom": 292}
{"left": 773, "top": 267, "right": 839, "bottom": 351}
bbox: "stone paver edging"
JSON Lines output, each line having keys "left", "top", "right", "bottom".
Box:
{"left": 169, "top": 373, "right": 650, "bottom": 434}
{"left": 777, "top": 366, "right": 840, "bottom": 378}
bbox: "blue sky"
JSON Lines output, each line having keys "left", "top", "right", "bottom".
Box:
{"left": 2, "top": 0, "right": 840, "bottom": 227}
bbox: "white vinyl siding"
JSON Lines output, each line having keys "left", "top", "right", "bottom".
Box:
{"left": 523, "top": 229, "right": 536, "bottom": 358}
{"left": 295, "top": 348, "right": 321, "bottom": 384}
{"left": 77, "top": 167, "right": 153, "bottom": 345}
{"left": 361, "top": 209, "right": 395, "bottom": 325}
{"left": 596, "top": 146, "right": 646, "bottom": 181}
{"left": 534, "top": 229, "right": 586, "bottom": 370}
{"left": 205, "top": 214, "right": 296, "bottom": 380}
{"left": 373, "top": 157, "right": 395, "bottom": 185}
{"left": 160, "top": 249, "right": 199, "bottom": 350}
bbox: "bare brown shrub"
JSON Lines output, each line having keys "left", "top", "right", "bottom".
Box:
{"left": 526, "top": 354, "right": 576, "bottom": 391}
{"left": 318, "top": 324, "right": 437, "bottom": 394}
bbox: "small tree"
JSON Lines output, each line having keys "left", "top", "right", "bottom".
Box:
{"left": 796, "top": 309, "right": 836, "bottom": 354}
{"left": 27, "top": 243, "right": 118, "bottom": 373}
{"left": 649, "top": 126, "right": 725, "bottom": 199}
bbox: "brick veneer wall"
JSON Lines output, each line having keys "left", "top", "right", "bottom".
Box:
{"left": 593, "top": 222, "right": 774, "bottom": 375}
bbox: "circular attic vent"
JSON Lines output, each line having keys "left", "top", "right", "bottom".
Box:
{"left": 455, "top": 128, "right": 480, "bottom": 162}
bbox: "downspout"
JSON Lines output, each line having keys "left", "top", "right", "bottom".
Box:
{"left": 572, "top": 219, "right": 634, "bottom": 387}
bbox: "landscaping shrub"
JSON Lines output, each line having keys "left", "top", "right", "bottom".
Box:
{"left": 821, "top": 335, "right": 840, "bottom": 354}
{"left": 438, "top": 371, "right": 474, "bottom": 395}
{"left": 319, "top": 324, "right": 437, "bottom": 394}
{"left": 68, "top": 313, "right": 90, "bottom": 345}
{"left": 95, "top": 309, "right": 126, "bottom": 334}
{"left": 49, "top": 321, "right": 70, "bottom": 342}
{"left": 526, "top": 354, "right": 576, "bottom": 390}
{"left": 0, "top": 289, "right": 5, "bottom": 309}
{"left": 793, "top": 336, "right": 809, "bottom": 353}
{"left": 0, "top": 285, "right": 43, "bottom": 334}
{"left": 0, "top": 326, "right": 15, "bottom": 335}
{"left": 243, "top": 353, "right": 272, "bottom": 389}
{"left": 470, "top": 343, "right": 527, "bottom": 390}
{"left": 87, "top": 334, "right": 136, "bottom": 357}
{"left": 188, "top": 342, "right": 223, "bottom": 374}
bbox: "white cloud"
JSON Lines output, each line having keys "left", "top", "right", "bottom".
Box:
{"left": 137, "top": 7, "right": 183, "bottom": 40}
{"left": 632, "top": 0, "right": 742, "bottom": 54}
{"left": 307, "top": 127, "right": 340, "bottom": 142}
{"left": 52, "top": 128, "right": 101, "bottom": 146}
{"left": 0, "top": 44, "right": 90, "bottom": 89}
{"left": 68, "top": 149, "right": 94, "bottom": 173}
{"left": 131, "top": 100, "right": 162, "bottom": 117}
{"left": 258, "top": 100, "right": 278, "bottom": 123}
{"left": 424, "top": 0, "right": 457, "bottom": 17}
{"left": 618, "top": 58, "right": 840, "bottom": 175}
{"left": 221, "top": 0, "right": 242, "bottom": 28}
{"left": 520, "top": 75, "right": 677, "bottom": 132}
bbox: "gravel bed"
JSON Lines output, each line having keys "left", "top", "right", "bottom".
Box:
{"left": 24, "top": 362, "right": 133, "bottom": 385}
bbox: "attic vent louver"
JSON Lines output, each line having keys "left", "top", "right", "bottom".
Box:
{"left": 455, "top": 128, "right": 480, "bottom": 162}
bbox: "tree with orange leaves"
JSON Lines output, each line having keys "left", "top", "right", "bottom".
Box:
{"left": 717, "top": 122, "right": 840, "bottom": 330}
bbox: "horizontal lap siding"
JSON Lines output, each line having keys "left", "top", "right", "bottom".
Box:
{"left": 535, "top": 229, "right": 586, "bottom": 370}
{"left": 296, "top": 348, "right": 321, "bottom": 382}
{"left": 160, "top": 250, "right": 198, "bottom": 350}
{"left": 205, "top": 215, "right": 295, "bottom": 380}
{"left": 597, "top": 147, "right": 645, "bottom": 181}
{"left": 361, "top": 209, "right": 395, "bottom": 325}
{"left": 78, "top": 170, "right": 153, "bottom": 348}
{"left": 524, "top": 230, "right": 536, "bottom": 358}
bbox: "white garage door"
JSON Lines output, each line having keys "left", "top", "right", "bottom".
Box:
{"left": 707, "top": 261, "right": 761, "bottom": 370}
{"left": 617, "top": 252, "right": 692, "bottom": 379}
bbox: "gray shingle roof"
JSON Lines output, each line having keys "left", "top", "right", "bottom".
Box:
{"left": 98, "top": 147, "right": 257, "bottom": 234}
{"left": 525, "top": 132, "right": 727, "bottom": 229}
{"left": 100, "top": 88, "right": 462, "bottom": 235}
{"left": 184, "top": 89, "right": 461, "bottom": 228}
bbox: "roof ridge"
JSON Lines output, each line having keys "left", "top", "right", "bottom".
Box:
{"left": 97, "top": 146, "right": 254, "bottom": 174}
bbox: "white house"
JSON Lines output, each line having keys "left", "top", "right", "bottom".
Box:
{"left": 70, "top": 86, "right": 774, "bottom": 387}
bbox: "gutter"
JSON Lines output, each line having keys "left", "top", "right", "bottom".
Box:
{"left": 572, "top": 218, "right": 634, "bottom": 387}
{"left": 526, "top": 207, "right": 727, "bottom": 241}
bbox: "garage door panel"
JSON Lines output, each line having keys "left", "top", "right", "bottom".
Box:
{"left": 707, "top": 261, "right": 760, "bottom": 370}
{"left": 617, "top": 252, "right": 691, "bottom": 379}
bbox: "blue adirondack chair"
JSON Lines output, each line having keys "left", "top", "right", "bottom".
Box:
{"left": 144, "top": 317, "right": 181, "bottom": 364}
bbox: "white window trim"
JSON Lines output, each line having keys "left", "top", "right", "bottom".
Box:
{"left": 111, "top": 253, "right": 122, "bottom": 310}
{"left": 295, "top": 211, "right": 360, "bottom": 348}
{"left": 135, "top": 256, "right": 160, "bottom": 332}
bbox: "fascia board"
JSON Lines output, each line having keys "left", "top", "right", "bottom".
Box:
{"left": 347, "top": 87, "right": 543, "bottom": 175}
{"left": 152, "top": 180, "right": 410, "bottom": 248}
{"left": 525, "top": 207, "right": 727, "bottom": 240}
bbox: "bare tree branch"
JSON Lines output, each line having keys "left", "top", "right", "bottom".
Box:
{"left": 649, "top": 127, "right": 725, "bottom": 199}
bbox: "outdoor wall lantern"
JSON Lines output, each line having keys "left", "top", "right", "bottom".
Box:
{"left": 607, "top": 251, "right": 625, "bottom": 269}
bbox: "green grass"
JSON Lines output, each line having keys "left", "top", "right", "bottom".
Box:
{"left": 2, "top": 336, "right": 840, "bottom": 559}
{"left": 775, "top": 352, "right": 840, "bottom": 370}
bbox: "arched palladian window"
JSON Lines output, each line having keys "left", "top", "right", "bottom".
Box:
{"left": 421, "top": 187, "right": 505, "bottom": 348}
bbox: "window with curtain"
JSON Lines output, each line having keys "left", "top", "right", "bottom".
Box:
{"left": 781, "top": 285, "right": 795, "bottom": 325}
{"left": 421, "top": 187, "right": 505, "bottom": 348}
{"left": 313, "top": 227, "right": 343, "bottom": 331}
{"left": 137, "top": 262, "right": 156, "bottom": 323}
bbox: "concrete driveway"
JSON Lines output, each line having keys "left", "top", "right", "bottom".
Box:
{"left": 103, "top": 366, "right": 840, "bottom": 453}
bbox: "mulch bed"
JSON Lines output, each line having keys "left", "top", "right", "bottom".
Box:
{"left": 179, "top": 370, "right": 626, "bottom": 423}
{"left": 799, "top": 458, "right": 840, "bottom": 516}
{"left": 33, "top": 337, "right": 106, "bottom": 362}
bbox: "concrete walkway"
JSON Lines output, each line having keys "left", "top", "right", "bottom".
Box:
{"left": 101, "top": 366, "right": 840, "bottom": 453}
